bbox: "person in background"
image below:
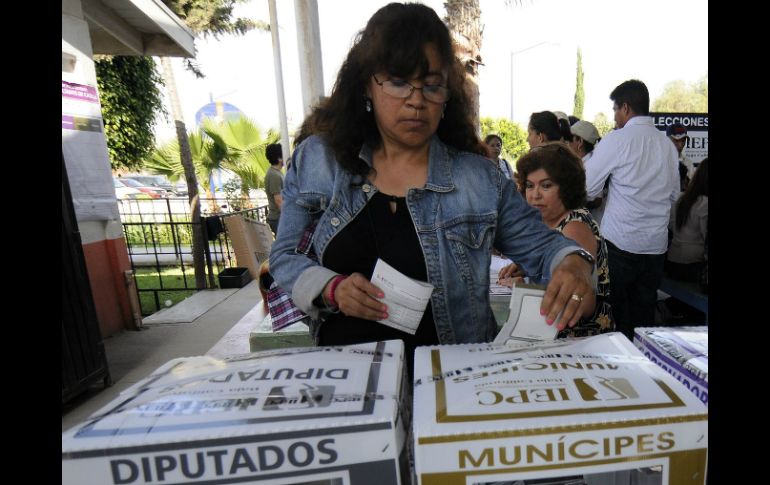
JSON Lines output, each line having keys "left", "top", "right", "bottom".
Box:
{"left": 269, "top": 2, "right": 595, "bottom": 376}
{"left": 666, "top": 122, "right": 696, "bottom": 191}
{"left": 484, "top": 133, "right": 514, "bottom": 179}
{"left": 552, "top": 110, "right": 570, "bottom": 124}
{"left": 568, "top": 115, "right": 580, "bottom": 126}
{"left": 568, "top": 120, "right": 601, "bottom": 162}
{"left": 499, "top": 142, "right": 613, "bottom": 337}
{"left": 584, "top": 79, "right": 679, "bottom": 339}
{"left": 568, "top": 120, "right": 606, "bottom": 224}
{"left": 527, "top": 111, "right": 572, "bottom": 149}
{"left": 666, "top": 157, "right": 708, "bottom": 282}
{"left": 264, "top": 143, "right": 284, "bottom": 236}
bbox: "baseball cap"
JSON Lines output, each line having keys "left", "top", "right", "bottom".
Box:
{"left": 570, "top": 120, "right": 600, "bottom": 145}
{"left": 552, "top": 111, "right": 570, "bottom": 122}
{"left": 666, "top": 123, "right": 688, "bottom": 140}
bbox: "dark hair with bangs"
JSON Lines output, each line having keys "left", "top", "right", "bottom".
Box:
{"left": 295, "top": 2, "right": 484, "bottom": 175}
{"left": 515, "top": 142, "right": 587, "bottom": 210}
{"left": 529, "top": 111, "right": 571, "bottom": 142}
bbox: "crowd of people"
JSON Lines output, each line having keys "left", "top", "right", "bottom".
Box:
{"left": 263, "top": 2, "right": 707, "bottom": 368}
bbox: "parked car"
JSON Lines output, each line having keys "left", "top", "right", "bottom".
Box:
{"left": 113, "top": 178, "right": 148, "bottom": 199}
{"left": 118, "top": 177, "right": 169, "bottom": 198}
{"left": 123, "top": 175, "right": 176, "bottom": 194}
{"left": 173, "top": 181, "right": 189, "bottom": 197}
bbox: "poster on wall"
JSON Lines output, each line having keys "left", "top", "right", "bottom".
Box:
{"left": 651, "top": 112, "right": 708, "bottom": 166}
{"left": 62, "top": 80, "right": 118, "bottom": 222}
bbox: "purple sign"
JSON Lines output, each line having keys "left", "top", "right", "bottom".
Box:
{"left": 62, "top": 81, "right": 99, "bottom": 103}
{"left": 62, "top": 114, "right": 102, "bottom": 132}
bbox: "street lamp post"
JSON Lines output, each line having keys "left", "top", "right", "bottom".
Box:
{"left": 509, "top": 41, "right": 550, "bottom": 122}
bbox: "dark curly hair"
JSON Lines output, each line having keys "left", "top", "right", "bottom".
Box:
{"left": 294, "top": 2, "right": 484, "bottom": 176}
{"left": 515, "top": 142, "right": 587, "bottom": 210}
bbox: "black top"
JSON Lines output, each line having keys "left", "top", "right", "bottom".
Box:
{"left": 319, "top": 190, "right": 439, "bottom": 378}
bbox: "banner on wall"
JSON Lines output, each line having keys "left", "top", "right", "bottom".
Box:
{"left": 651, "top": 112, "right": 708, "bottom": 165}
{"left": 62, "top": 80, "right": 118, "bottom": 221}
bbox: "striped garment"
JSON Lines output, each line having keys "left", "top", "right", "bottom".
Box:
{"left": 267, "top": 220, "right": 318, "bottom": 331}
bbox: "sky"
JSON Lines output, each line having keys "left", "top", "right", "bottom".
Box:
{"left": 153, "top": 0, "right": 708, "bottom": 144}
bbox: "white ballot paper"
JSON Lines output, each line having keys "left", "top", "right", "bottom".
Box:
{"left": 489, "top": 254, "right": 513, "bottom": 295}
{"left": 493, "top": 283, "right": 560, "bottom": 344}
{"left": 371, "top": 258, "right": 434, "bottom": 335}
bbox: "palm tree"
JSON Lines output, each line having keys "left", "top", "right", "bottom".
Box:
{"left": 145, "top": 128, "right": 231, "bottom": 213}
{"left": 444, "top": 0, "right": 524, "bottom": 132}
{"left": 146, "top": 115, "right": 281, "bottom": 210}
{"left": 444, "top": 0, "right": 483, "bottom": 131}
{"left": 202, "top": 116, "right": 280, "bottom": 203}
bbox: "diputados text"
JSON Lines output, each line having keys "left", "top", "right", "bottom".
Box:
{"left": 110, "top": 438, "right": 337, "bottom": 484}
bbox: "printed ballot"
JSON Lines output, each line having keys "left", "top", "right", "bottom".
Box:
{"left": 371, "top": 258, "right": 434, "bottom": 335}
{"left": 494, "top": 283, "right": 560, "bottom": 344}
{"left": 488, "top": 254, "right": 513, "bottom": 295}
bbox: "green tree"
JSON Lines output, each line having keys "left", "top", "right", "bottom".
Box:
{"left": 143, "top": 126, "right": 232, "bottom": 212}
{"left": 592, "top": 112, "right": 614, "bottom": 138}
{"left": 95, "top": 56, "right": 166, "bottom": 171}
{"left": 157, "top": 0, "right": 265, "bottom": 287}
{"left": 573, "top": 47, "right": 584, "bottom": 119}
{"left": 202, "top": 115, "right": 280, "bottom": 194}
{"left": 144, "top": 115, "right": 279, "bottom": 196}
{"left": 207, "top": 116, "right": 281, "bottom": 196}
{"left": 652, "top": 74, "right": 708, "bottom": 112}
{"left": 480, "top": 117, "right": 529, "bottom": 162}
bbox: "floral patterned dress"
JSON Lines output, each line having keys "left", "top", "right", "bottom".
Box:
{"left": 555, "top": 208, "right": 615, "bottom": 338}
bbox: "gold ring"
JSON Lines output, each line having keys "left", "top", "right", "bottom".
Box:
{"left": 570, "top": 293, "right": 583, "bottom": 303}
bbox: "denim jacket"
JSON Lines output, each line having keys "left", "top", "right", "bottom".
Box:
{"left": 268, "top": 134, "right": 580, "bottom": 344}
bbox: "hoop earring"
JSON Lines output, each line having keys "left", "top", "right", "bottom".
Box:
{"left": 365, "top": 98, "right": 372, "bottom": 112}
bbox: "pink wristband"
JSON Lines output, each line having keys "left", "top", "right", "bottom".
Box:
{"left": 326, "top": 275, "right": 347, "bottom": 308}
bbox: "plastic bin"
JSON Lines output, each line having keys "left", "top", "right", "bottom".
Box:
{"left": 218, "top": 267, "right": 252, "bottom": 288}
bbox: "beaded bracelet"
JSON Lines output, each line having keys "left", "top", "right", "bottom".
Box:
{"left": 325, "top": 275, "right": 348, "bottom": 309}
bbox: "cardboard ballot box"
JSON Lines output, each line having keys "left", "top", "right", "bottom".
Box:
{"left": 62, "top": 340, "right": 410, "bottom": 485}
{"left": 634, "top": 326, "right": 708, "bottom": 406}
{"left": 412, "top": 333, "right": 708, "bottom": 485}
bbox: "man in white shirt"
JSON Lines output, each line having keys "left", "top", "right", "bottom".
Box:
{"left": 584, "top": 80, "right": 679, "bottom": 338}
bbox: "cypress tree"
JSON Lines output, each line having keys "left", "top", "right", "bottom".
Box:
{"left": 573, "top": 47, "right": 584, "bottom": 119}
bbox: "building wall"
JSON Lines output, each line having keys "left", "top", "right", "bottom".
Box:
{"left": 62, "top": 0, "right": 136, "bottom": 337}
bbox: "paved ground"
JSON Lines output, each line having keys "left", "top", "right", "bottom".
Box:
{"left": 61, "top": 280, "right": 265, "bottom": 432}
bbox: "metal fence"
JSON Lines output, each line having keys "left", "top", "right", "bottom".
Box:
{"left": 119, "top": 197, "right": 269, "bottom": 315}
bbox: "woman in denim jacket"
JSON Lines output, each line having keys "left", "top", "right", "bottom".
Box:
{"left": 268, "top": 3, "right": 595, "bottom": 369}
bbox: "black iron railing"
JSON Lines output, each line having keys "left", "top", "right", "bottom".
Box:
{"left": 119, "top": 198, "right": 269, "bottom": 315}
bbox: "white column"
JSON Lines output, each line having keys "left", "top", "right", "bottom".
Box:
{"left": 268, "top": 0, "right": 291, "bottom": 161}
{"left": 294, "top": 0, "right": 325, "bottom": 117}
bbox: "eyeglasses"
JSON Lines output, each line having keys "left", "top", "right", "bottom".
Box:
{"left": 373, "top": 75, "right": 450, "bottom": 103}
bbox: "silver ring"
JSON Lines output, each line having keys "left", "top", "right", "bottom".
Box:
{"left": 570, "top": 293, "right": 583, "bottom": 303}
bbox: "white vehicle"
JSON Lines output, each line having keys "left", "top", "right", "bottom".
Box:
{"left": 118, "top": 177, "right": 169, "bottom": 198}
{"left": 113, "top": 178, "right": 147, "bottom": 199}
